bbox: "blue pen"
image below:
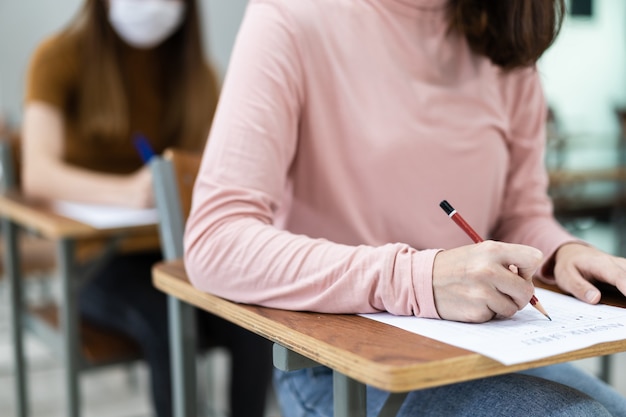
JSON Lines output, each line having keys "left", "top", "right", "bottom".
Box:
{"left": 133, "top": 133, "right": 156, "bottom": 163}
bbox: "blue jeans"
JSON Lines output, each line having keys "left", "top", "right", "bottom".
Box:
{"left": 274, "top": 363, "right": 626, "bottom": 417}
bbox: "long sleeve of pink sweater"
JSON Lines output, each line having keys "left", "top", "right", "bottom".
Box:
{"left": 184, "top": 0, "right": 575, "bottom": 318}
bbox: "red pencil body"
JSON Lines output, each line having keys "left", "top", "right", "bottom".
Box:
{"left": 449, "top": 211, "right": 483, "bottom": 244}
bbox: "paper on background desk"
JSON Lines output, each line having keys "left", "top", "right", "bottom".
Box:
{"left": 360, "top": 288, "right": 626, "bottom": 365}
{"left": 52, "top": 200, "right": 159, "bottom": 229}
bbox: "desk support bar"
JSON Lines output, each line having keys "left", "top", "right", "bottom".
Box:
{"left": 3, "top": 219, "right": 28, "bottom": 417}
{"left": 58, "top": 238, "right": 81, "bottom": 417}
{"left": 332, "top": 371, "right": 407, "bottom": 417}
{"left": 334, "top": 372, "right": 367, "bottom": 417}
{"left": 169, "top": 295, "right": 198, "bottom": 417}
{"left": 378, "top": 393, "right": 407, "bottom": 417}
{"left": 273, "top": 343, "right": 320, "bottom": 371}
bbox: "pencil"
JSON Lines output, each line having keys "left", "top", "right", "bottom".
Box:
{"left": 133, "top": 133, "right": 156, "bottom": 163}
{"left": 439, "top": 200, "right": 552, "bottom": 321}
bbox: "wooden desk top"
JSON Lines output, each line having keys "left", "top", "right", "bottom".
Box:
{"left": 0, "top": 191, "right": 159, "bottom": 259}
{"left": 153, "top": 260, "right": 626, "bottom": 393}
{"left": 548, "top": 167, "right": 626, "bottom": 186}
{"left": 548, "top": 167, "right": 626, "bottom": 214}
{"left": 0, "top": 190, "right": 159, "bottom": 364}
{"left": 0, "top": 191, "right": 157, "bottom": 239}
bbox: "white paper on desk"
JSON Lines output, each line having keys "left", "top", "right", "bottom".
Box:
{"left": 52, "top": 200, "right": 158, "bottom": 229}
{"left": 360, "top": 288, "right": 626, "bottom": 365}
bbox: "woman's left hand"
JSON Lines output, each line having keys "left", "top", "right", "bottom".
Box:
{"left": 553, "top": 243, "right": 626, "bottom": 303}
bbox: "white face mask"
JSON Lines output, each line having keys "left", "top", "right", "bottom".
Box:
{"left": 108, "top": 0, "right": 186, "bottom": 49}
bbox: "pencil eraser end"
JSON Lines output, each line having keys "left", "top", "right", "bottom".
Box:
{"left": 439, "top": 200, "right": 454, "bottom": 215}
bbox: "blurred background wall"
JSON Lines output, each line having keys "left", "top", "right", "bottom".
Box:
{"left": 541, "top": 0, "right": 626, "bottom": 138}
{"left": 0, "top": 0, "right": 248, "bottom": 127}
{"left": 539, "top": 0, "right": 626, "bottom": 171}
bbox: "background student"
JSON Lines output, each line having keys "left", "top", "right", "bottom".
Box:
{"left": 21, "top": 0, "right": 272, "bottom": 416}
{"left": 184, "top": 0, "right": 626, "bottom": 416}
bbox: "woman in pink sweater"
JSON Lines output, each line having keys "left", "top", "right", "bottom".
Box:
{"left": 185, "top": 0, "right": 626, "bottom": 415}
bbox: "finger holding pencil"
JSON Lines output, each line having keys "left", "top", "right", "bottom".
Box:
{"left": 438, "top": 200, "right": 552, "bottom": 321}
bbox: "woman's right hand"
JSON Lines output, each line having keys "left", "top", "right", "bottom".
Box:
{"left": 121, "top": 165, "right": 155, "bottom": 209}
{"left": 432, "top": 241, "right": 543, "bottom": 323}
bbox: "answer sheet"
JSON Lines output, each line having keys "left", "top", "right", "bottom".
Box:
{"left": 52, "top": 200, "right": 159, "bottom": 229}
{"left": 360, "top": 288, "right": 626, "bottom": 365}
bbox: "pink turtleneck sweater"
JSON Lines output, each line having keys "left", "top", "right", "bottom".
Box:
{"left": 184, "top": 0, "right": 574, "bottom": 318}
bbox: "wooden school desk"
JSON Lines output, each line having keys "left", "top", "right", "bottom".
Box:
{"left": 153, "top": 260, "right": 626, "bottom": 417}
{"left": 0, "top": 190, "right": 160, "bottom": 417}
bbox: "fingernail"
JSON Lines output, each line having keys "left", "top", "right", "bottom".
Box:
{"left": 585, "top": 289, "right": 600, "bottom": 303}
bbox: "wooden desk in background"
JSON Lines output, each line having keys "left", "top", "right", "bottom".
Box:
{"left": 549, "top": 166, "right": 626, "bottom": 281}
{"left": 548, "top": 167, "right": 626, "bottom": 217}
{"left": 0, "top": 190, "right": 160, "bottom": 417}
{"left": 152, "top": 260, "right": 626, "bottom": 417}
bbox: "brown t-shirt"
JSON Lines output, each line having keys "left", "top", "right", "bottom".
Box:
{"left": 25, "top": 31, "right": 219, "bottom": 174}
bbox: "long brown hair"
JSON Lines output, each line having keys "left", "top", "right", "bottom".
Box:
{"left": 64, "top": 0, "right": 212, "bottom": 148}
{"left": 449, "top": 0, "right": 566, "bottom": 70}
